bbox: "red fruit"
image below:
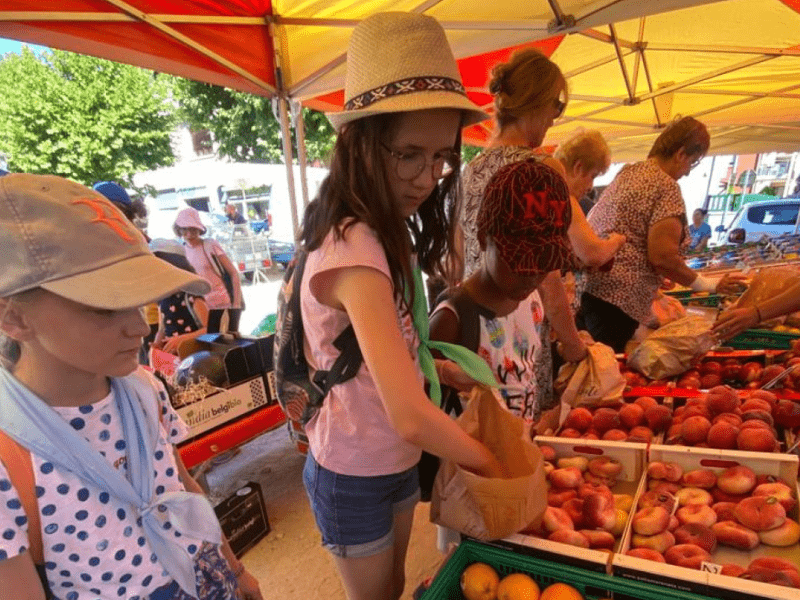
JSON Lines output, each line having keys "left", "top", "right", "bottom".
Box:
{"left": 634, "top": 396, "right": 658, "bottom": 411}
{"left": 645, "top": 405, "right": 672, "bottom": 433}
{"left": 602, "top": 428, "right": 628, "bottom": 441}
{"left": 700, "top": 361, "right": 722, "bottom": 375}
{"left": 706, "top": 386, "right": 739, "bottom": 414}
{"left": 564, "top": 407, "right": 594, "bottom": 432}
{"left": 619, "top": 403, "right": 645, "bottom": 429}
{"left": 681, "top": 416, "right": 712, "bottom": 445}
{"left": 721, "top": 364, "right": 742, "bottom": 380}
{"left": 592, "top": 408, "right": 621, "bottom": 435}
{"left": 560, "top": 428, "right": 582, "bottom": 438}
{"left": 774, "top": 399, "right": 800, "bottom": 428}
{"left": 760, "top": 365, "right": 786, "bottom": 384}
{"left": 738, "top": 362, "right": 763, "bottom": 383}
{"left": 706, "top": 422, "right": 739, "bottom": 449}
{"left": 700, "top": 374, "right": 722, "bottom": 389}
{"left": 737, "top": 427, "right": 777, "bottom": 452}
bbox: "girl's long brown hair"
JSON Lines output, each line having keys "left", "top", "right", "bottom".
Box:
{"left": 300, "top": 112, "right": 462, "bottom": 313}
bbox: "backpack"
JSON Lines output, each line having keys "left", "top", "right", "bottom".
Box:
{"left": 0, "top": 430, "right": 51, "bottom": 598}
{"left": 272, "top": 251, "right": 363, "bottom": 453}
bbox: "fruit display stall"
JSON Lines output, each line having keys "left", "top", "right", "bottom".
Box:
{"left": 420, "top": 342, "right": 800, "bottom": 600}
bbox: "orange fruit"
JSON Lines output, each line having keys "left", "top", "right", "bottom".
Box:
{"left": 461, "top": 562, "right": 500, "bottom": 600}
{"left": 497, "top": 572, "right": 540, "bottom": 600}
{"left": 539, "top": 582, "right": 584, "bottom": 600}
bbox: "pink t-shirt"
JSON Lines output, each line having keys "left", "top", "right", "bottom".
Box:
{"left": 184, "top": 239, "right": 232, "bottom": 309}
{"left": 302, "top": 222, "right": 424, "bottom": 476}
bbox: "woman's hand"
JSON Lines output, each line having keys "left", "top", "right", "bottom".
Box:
{"left": 236, "top": 568, "right": 264, "bottom": 600}
{"left": 712, "top": 306, "right": 759, "bottom": 340}
{"left": 715, "top": 273, "right": 749, "bottom": 295}
{"left": 162, "top": 335, "right": 184, "bottom": 354}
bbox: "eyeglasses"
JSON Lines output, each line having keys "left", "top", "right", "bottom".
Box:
{"left": 553, "top": 97, "right": 567, "bottom": 119}
{"left": 381, "top": 143, "right": 459, "bottom": 181}
{"left": 690, "top": 156, "right": 704, "bottom": 169}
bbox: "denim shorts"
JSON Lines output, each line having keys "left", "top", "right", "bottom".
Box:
{"left": 303, "top": 452, "right": 420, "bottom": 558}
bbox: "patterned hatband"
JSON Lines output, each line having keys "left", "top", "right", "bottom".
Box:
{"left": 344, "top": 76, "right": 467, "bottom": 111}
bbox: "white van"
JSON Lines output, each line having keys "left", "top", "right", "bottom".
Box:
{"left": 723, "top": 198, "right": 800, "bottom": 243}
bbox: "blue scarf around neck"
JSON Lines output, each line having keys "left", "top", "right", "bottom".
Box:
{"left": 0, "top": 368, "right": 222, "bottom": 596}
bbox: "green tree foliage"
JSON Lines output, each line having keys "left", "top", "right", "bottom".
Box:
{"left": 0, "top": 49, "right": 175, "bottom": 185}
{"left": 173, "top": 78, "right": 336, "bottom": 164}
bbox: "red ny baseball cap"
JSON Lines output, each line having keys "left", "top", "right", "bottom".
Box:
{"left": 477, "top": 158, "right": 576, "bottom": 275}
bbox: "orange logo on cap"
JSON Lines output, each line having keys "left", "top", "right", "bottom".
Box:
{"left": 71, "top": 197, "right": 136, "bottom": 243}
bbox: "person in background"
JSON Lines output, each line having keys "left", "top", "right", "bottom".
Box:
{"left": 298, "top": 13, "right": 504, "bottom": 600}
{"left": 431, "top": 159, "right": 576, "bottom": 423}
{"left": 93, "top": 180, "right": 158, "bottom": 363}
{"left": 174, "top": 207, "right": 244, "bottom": 334}
{"left": 688, "top": 208, "right": 712, "bottom": 252}
{"left": 225, "top": 202, "right": 246, "bottom": 225}
{"left": 149, "top": 239, "right": 209, "bottom": 356}
{"left": 0, "top": 174, "right": 262, "bottom": 600}
{"left": 576, "top": 117, "right": 746, "bottom": 352}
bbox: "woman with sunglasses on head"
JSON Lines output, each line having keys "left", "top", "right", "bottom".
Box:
{"left": 296, "top": 13, "right": 504, "bottom": 600}
{"left": 576, "top": 116, "right": 747, "bottom": 353}
{"left": 460, "top": 48, "right": 623, "bottom": 415}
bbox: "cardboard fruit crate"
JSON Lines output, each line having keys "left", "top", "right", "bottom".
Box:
{"left": 613, "top": 446, "right": 800, "bottom": 600}
{"left": 421, "top": 538, "right": 719, "bottom": 600}
{"left": 501, "top": 438, "right": 646, "bottom": 572}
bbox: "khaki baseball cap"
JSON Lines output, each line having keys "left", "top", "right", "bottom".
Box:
{"left": 0, "top": 174, "right": 210, "bottom": 309}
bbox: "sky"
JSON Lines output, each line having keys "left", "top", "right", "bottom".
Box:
{"left": 0, "top": 37, "right": 46, "bottom": 56}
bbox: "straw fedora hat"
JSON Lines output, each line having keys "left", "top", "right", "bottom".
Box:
{"left": 327, "top": 12, "right": 488, "bottom": 130}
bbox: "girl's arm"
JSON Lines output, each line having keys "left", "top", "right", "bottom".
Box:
{"left": 173, "top": 449, "right": 263, "bottom": 600}
{"left": 151, "top": 311, "right": 166, "bottom": 350}
{"left": 0, "top": 552, "right": 46, "bottom": 600}
{"left": 216, "top": 251, "right": 244, "bottom": 309}
{"left": 323, "top": 266, "right": 502, "bottom": 476}
{"left": 162, "top": 298, "right": 209, "bottom": 354}
{"left": 567, "top": 196, "right": 626, "bottom": 267}
{"left": 538, "top": 272, "right": 588, "bottom": 362}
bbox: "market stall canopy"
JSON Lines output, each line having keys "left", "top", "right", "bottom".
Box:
{"left": 1, "top": 0, "right": 799, "bottom": 161}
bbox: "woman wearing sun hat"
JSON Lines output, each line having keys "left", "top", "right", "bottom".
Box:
{"left": 296, "top": 12, "right": 506, "bottom": 600}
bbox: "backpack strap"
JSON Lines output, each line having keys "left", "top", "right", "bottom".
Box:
{"left": 0, "top": 430, "right": 43, "bottom": 565}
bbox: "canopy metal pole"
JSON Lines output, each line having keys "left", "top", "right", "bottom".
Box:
{"left": 277, "top": 97, "right": 299, "bottom": 240}
{"left": 291, "top": 101, "right": 311, "bottom": 209}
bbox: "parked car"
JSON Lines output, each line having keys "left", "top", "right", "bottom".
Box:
{"left": 723, "top": 198, "right": 800, "bottom": 243}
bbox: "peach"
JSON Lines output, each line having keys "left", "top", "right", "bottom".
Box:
{"left": 627, "top": 426, "right": 654, "bottom": 443}
{"left": 548, "top": 529, "right": 590, "bottom": 547}
{"left": 632, "top": 506, "right": 671, "bottom": 535}
{"left": 588, "top": 456, "right": 623, "bottom": 479}
{"left": 720, "top": 564, "right": 747, "bottom": 577}
{"left": 543, "top": 506, "right": 574, "bottom": 533}
{"left": 740, "top": 399, "right": 772, "bottom": 413}
{"left": 547, "top": 488, "right": 578, "bottom": 508}
{"left": 676, "top": 504, "right": 717, "bottom": 527}
{"left": 712, "top": 488, "right": 749, "bottom": 504}
{"left": 543, "top": 462, "right": 555, "bottom": 476}
{"left": 538, "top": 444, "right": 556, "bottom": 462}
{"left": 664, "top": 544, "right": 711, "bottom": 570}
{"left": 748, "top": 557, "right": 800, "bottom": 584}
{"left": 712, "top": 502, "right": 738, "bottom": 522}
{"left": 749, "top": 389, "right": 778, "bottom": 406}
{"left": 634, "top": 396, "right": 659, "bottom": 412}
{"left": 675, "top": 487, "right": 713, "bottom": 506}
{"left": 712, "top": 412, "right": 742, "bottom": 427}
{"left": 753, "top": 482, "right": 797, "bottom": 512}
{"left": 631, "top": 530, "right": 676, "bottom": 553}
{"left": 674, "top": 523, "right": 717, "bottom": 553}
{"left": 758, "top": 518, "right": 800, "bottom": 547}
{"left": 578, "top": 482, "right": 613, "bottom": 502}
{"left": 681, "top": 416, "right": 712, "bottom": 445}
{"left": 681, "top": 469, "right": 717, "bottom": 489}
{"left": 601, "top": 429, "right": 628, "bottom": 441}
{"left": 583, "top": 471, "right": 616, "bottom": 487}
{"left": 706, "top": 422, "right": 739, "bottom": 449}
{"left": 743, "top": 557, "right": 800, "bottom": 588}
{"left": 549, "top": 467, "right": 583, "bottom": 489}
{"left": 564, "top": 407, "right": 594, "bottom": 432}
{"left": 734, "top": 496, "right": 786, "bottom": 531}
{"left": 706, "top": 385, "right": 739, "bottom": 414}
{"left": 638, "top": 491, "right": 677, "bottom": 513}
{"left": 700, "top": 374, "right": 722, "bottom": 389}
{"left": 592, "top": 408, "right": 621, "bottom": 434}
{"left": 647, "top": 461, "right": 683, "bottom": 482}
{"left": 611, "top": 509, "right": 628, "bottom": 537}
{"left": 716, "top": 465, "right": 757, "bottom": 495}
{"left": 583, "top": 492, "right": 617, "bottom": 531}
{"left": 619, "top": 403, "right": 645, "bottom": 429}
{"left": 736, "top": 427, "right": 777, "bottom": 452}
{"left": 651, "top": 482, "right": 681, "bottom": 495}
{"left": 668, "top": 515, "right": 681, "bottom": 532}
{"left": 614, "top": 494, "right": 634, "bottom": 513}
{"left": 712, "top": 520, "right": 760, "bottom": 550}
{"left": 625, "top": 548, "right": 665, "bottom": 563}
{"left": 741, "top": 410, "right": 774, "bottom": 427}
{"left": 579, "top": 529, "right": 616, "bottom": 550}
{"left": 682, "top": 405, "right": 712, "bottom": 421}
{"left": 645, "top": 405, "right": 672, "bottom": 433}
{"left": 561, "top": 498, "right": 584, "bottom": 528}
{"left": 557, "top": 456, "right": 589, "bottom": 472}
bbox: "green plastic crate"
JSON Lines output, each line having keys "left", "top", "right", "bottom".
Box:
{"left": 678, "top": 294, "right": 723, "bottom": 307}
{"left": 665, "top": 289, "right": 693, "bottom": 298}
{"left": 728, "top": 328, "right": 800, "bottom": 350}
{"left": 421, "top": 539, "right": 717, "bottom": 600}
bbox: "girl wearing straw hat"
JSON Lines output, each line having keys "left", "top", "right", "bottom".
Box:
{"left": 298, "top": 12, "right": 504, "bottom": 600}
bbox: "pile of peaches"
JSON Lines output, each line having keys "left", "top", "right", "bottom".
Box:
{"left": 557, "top": 397, "right": 672, "bottom": 442}
{"left": 625, "top": 461, "right": 800, "bottom": 588}
{"left": 534, "top": 447, "right": 633, "bottom": 551}
{"left": 666, "top": 386, "right": 782, "bottom": 452}
{"left": 675, "top": 357, "right": 777, "bottom": 390}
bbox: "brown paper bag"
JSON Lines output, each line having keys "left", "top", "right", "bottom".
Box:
{"left": 430, "top": 387, "right": 546, "bottom": 541}
{"left": 554, "top": 342, "right": 626, "bottom": 419}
